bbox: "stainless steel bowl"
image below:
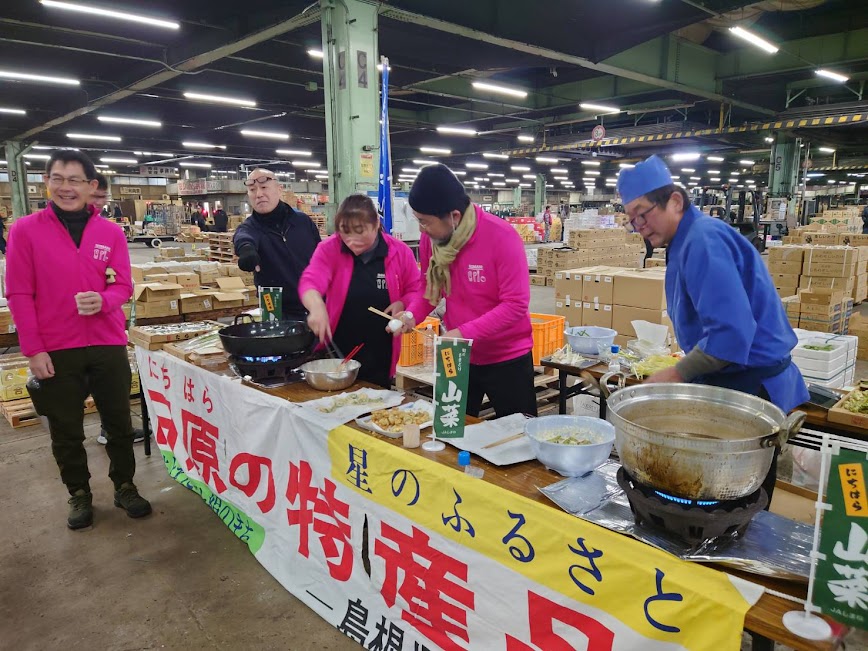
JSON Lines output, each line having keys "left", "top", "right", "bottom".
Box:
{"left": 300, "top": 359, "right": 361, "bottom": 391}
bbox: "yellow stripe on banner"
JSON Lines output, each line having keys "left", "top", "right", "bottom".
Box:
{"left": 328, "top": 426, "right": 752, "bottom": 651}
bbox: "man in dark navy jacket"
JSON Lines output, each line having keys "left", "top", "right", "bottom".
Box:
{"left": 233, "top": 168, "right": 321, "bottom": 319}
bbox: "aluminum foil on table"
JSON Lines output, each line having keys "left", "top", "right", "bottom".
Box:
{"left": 539, "top": 461, "right": 813, "bottom": 582}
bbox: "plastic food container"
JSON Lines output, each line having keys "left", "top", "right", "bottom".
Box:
{"left": 524, "top": 415, "right": 615, "bottom": 477}
{"left": 564, "top": 326, "right": 617, "bottom": 356}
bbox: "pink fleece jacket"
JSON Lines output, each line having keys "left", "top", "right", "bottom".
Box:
{"left": 298, "top": 233, "right": 423, "bottom": 377}
{"left": 406, "top": 205, "right": 533, "bottom": 366}
{"left": 6, "top": 204, "right": 133, "bottom": 357}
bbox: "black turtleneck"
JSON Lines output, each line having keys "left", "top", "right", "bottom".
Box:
{"left": 51, "top": 201, "right": 91, "bottom": 248}
{"left": 251, "top": 199, "right": 290, "bottom": 235}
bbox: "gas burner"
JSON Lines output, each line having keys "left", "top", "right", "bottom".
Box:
{"left": 617, "top": 467, "right": 768, "bottom": 545}
{"left": 229, "top": 353, "right": 308, "bottom": 388}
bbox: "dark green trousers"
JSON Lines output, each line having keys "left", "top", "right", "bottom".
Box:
{"left": 38, "top": 346, "right": 134, "bottom": 495}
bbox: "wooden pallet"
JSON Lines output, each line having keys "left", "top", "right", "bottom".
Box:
{"left": 1, "top": 396, "right": 97, "bottom": 429}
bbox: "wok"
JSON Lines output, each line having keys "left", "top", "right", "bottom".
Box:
{"left": 219, "top": 315, "right": 317, "bottom": 359}
{"left": 600, "top": 372, "right": 806, "bottom": 501}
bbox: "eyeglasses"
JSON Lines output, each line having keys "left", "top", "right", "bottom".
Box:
{"left": 48, "top": 175, "right": 88, "bottom": 188}
{"left": 244, "top": 176, "right": 275, "bottom": 188}
{"left": 628, "top": 204, "right": 657, "bottom": 230}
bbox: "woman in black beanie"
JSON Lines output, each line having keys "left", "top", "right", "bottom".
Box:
{"left": 401, "top": 164, "right": 537, "bottom": 418}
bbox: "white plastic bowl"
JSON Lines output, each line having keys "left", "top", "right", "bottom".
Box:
{"left": 564, "top": 326, "right": 617, "bottom": 355}
{"left": 525, "top": 415, "right": 615, "bottom": 477}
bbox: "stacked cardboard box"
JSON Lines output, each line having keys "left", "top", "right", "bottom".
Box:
{"left": 0, "top": 308, "right": 15, "bottom": 335}
{"left": 771, "top": 245, "right": 868, "bottom": 306}
{"left": 133, "top": 282, "right": 182, "bottom": 318}
{"left": 811, "top": 206, "right": 862, "bottom": 233}
{"left": 553, "top": 266, "right": 673, "bottom": 349}
{"left": 0, "top": 354, "right": 30, "bottom": 401}
{"left": 129, "top": 322, "right": 221, "bottom": 351}
{"left": 796, "top": 289, "right": 852, "bottom": 335}
{"left": 538, "top": 230, "right": 645, "bottom": 281}
{"left": 848, "top": 314, "right": 868, "bottom": 361}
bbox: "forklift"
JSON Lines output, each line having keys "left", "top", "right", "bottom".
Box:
{"left": 698, "top": 186, "right": 765, "bottom": 252}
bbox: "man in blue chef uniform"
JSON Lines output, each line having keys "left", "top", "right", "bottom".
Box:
{"left": 618, "top": 155, "right": 809, "bottom": 502}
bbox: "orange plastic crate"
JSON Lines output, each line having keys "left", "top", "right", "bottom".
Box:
{"left": 530, "top": 313, "right": 565, "bottom": 365}
{"left": 398, "top": 317, "right": 440, "bottom": 367}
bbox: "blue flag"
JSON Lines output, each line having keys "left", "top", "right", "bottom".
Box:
{"left": 377, "top": 57, "right": 393, "bottom": 234}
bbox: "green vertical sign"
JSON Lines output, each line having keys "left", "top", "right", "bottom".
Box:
{"left": 814, "top": 447, "right": 868, "bottom": 629}
{"left": 433, "top": 337, "right": 472, "bottom": 439}
{"left": 259, "top": 287, "right": 283, "bottom": 322}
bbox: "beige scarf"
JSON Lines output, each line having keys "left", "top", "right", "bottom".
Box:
{"left": 424, "top": 204, "right": 478, "bottom": 306}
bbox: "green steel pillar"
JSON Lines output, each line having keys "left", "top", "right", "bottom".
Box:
{"left": 534, "top": 173, "right": 546, "bottom": 215}
{"left": 5, "top": 141, "right": 29, "bottom": 218}
{"left": 768, "top": 134, "right": 800, "bottom": 197}
{"left": 320, "top": 0, "right": 380, "bottom": 230}
{"left": 513, "top": 185, "right": 521, "bottom": 210}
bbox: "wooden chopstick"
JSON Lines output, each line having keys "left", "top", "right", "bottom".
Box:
{"left": 367, "top": 306, "right": 393, "bottom": 320}
{"left": 481, "top": 432, "right": 525, "bottom": 449}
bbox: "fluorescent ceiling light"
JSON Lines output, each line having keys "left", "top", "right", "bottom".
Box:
{"left": 819, "top": 147, "right": 836, "bottom": 153}
{"left": 134, "top": 151, "right": 174, "bottom": 156}
{"left": 0, "top": 69, "right": 79, "bottom": 86}
{"left": 24, "top": 153, "right": 51, "bottom": 160}
{"left": 506, "top": 178, "right": 520, "bottom": 183}
{"left": 466, "top": 162, "right": 488, "bottom": 169}
{"left": 436, "top": 126, "right": 477, "bottom": 136}
{"left": 453, "top": 171, "right": 467, "bottom": 176}
{"left": 739, "top": 159, "right": 755, "bottom": 165}
{"left": 0, "top": 107, "right": 26, "bottom": 115}
{"left": 671, "top": 152, "right": 701, "bottom": 162}
{"left": 483, "top": 152, "right": 509, "bottom": 160}
{"left": 619, "top": 163, "right": 635, "bottom": 169}
{"left": 730, "top": 171, "right": 740, "bottom": 176}
{"left": 728, "top": 178, "right": 739, "bottom": 182}
{"left": 707, "top": 169, "right": 720, "bottom": 174}
{"left": 510, "top": 165, "right": 530, "bottom": 171}
{"left": 517, "top": 135, "right": 535, "bottom": 143}
{"left": 688, "top": 182, "right": 699, "bottom": 186}
{"left": 471, "top": 81, "right": 528, "bottom": 99}
{"left": 100, "top": 157, "right": 137, "bottom": 164}
{"left": 241, "top": 129, "right": 290, "bottom": 140}
{"left": 519, "top": 183, "right": 531, "bottom": 187}
{"left": 183, "top": 92, "right": 256, "bottom": 108}
{"left": 403, "top": 167, "right": 421, "bottom": 174}
{"left": 729, "top": 26, "right": 779, "bottom": 54}
{"left": 707, "top": 155, "right": 725, "bottom": 162}
{"left": 94, "top": 164, "right": 108, "bottom": 169}
{"left": 710, "top": 177, "right": 721, "bottom": 182}
{"left": 827, "top": 180, "right": 836, "bottom": 184}
{"left": 420, "top": 146, "right": 451, "bottom": 155}
{"left": 816, "top": 69, "right": 849, "bottom": 83}
{"left": 488, "top": 173, "right": 505, "bottom": 177}
{"left": 179, "top": 162, "right": 212, "bottom": 168}
{"left": 536, "top": 157, "right": 559, "bottom": 163}
{"left": 412, "top": 159, "right": 435, "bottom": 166}
{"left": 183, "top": 142, "right": 226, "bottom": 150}
{"left": 764, "top": 137, "right": 774, "bottom": 143}
{"left": 308, "top": 49, "right": 324, "bottom": 59}
{"left": 276, "top": 149, "right": 312, "bottom": 157}
{"left": 580, "top": 102, "right": 620, "bottom": 114}
{"left": 546, "top": 184, "right": 554, "bottom": 188}
{"left": 67, "top": 133, "right": 121, "bottom": 142}
{"left": 585, "top": 170, "right": 600, "bottom": 176}
{"left": 293, "top": 161, "right": 320, "bottom": 168}
{"left": 806, "top": 173, "right": 825, "bottom": 178}
{"left": 690, "top": 176, "right": 701, "bottom": 181}
{"left": 492, "top": 181, "right": 506, "bottom": 186}
{"left": 554, "top": 176, "right": 568, "bottom": 181}
{"left": 581, "top": 160, "right": 601, "bottom": 167}
{"left": 522, "top": 174, "right": 536, "bottom": 179}
{"left": 97, "top": 115, "right": 161, "bottom": 128}
{"left": 551, "top": 168, "right": 568, "bottom": 174}
{"left": 680, "top": 168, "right": 695, "bottom": 173}
{"left": 39, "top": 1, "right": 179, "bottom": 29}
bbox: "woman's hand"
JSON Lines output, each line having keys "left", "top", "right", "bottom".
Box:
{"left": 306, "top": 303, "right": 332, "bottom": 342}
{"left": 397, "top": 311, "right": 417, "bottom": 334}
{"left": 384, "top": 301, "right": 404, "bottom": 316}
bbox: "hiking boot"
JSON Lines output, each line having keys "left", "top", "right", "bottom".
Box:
{"left": 67, "top": 489, "right": 93, "bottom": 530}
{"left": 114, "top": 482, "right": 152, "bottom": 519}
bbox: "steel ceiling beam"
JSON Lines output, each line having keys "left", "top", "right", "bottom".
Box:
{"left": 379, "top": 6, "right": 775, "bottom": 116}
{"left": 10, "top": 7, "right": 322, "bottom": 141}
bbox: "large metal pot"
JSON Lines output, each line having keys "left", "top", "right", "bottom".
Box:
{"left": 600, "top": 372, "right": 806, "bottom": 501}
{"left": 218, "top": 315, "right": 316, "bottom": 359}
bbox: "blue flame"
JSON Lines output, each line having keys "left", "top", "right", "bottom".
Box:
{"left": 654, "top": 490, "right": 719, "bottom": 507}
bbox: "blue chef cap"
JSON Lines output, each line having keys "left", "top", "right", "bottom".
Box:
{"left": 617, "top": 155, "right": 674, "bottom": 205}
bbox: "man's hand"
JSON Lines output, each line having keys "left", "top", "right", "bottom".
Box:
{"left": 644, "top": 366, "right": 684, "bottom": 384}
{"left": 306, "top": 304, "right": 332, "bottom": 342}
{"left": 237, "top": 244, "right": 261, "bottom": 273}
{"left": 384, "top": 301, "right": 404, "bottom": 316}
{"left": 75, "top": 291, "right": 103, "bottom": 315}
{"left": 441, "top": 328, "right": 463, "bottom": 340}
{"left": 29, "top": 352, "right": 55, "bottom": 380}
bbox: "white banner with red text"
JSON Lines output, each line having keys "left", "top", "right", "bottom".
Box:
{"left": 137, "top": 349, "right": 762, "bottom": 651}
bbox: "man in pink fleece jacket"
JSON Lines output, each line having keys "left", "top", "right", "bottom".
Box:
{"left": 6, "top": 150, "right": 151, "bottom": 530}
{"left": 403, "top": 164, "right": 536, "bottom": 418}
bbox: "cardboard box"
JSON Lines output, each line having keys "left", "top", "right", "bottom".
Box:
{"left": 582, "top": 267, "right": 618, "bottom": 304}
{"left": 180, "top": 293, "right": 214, "bottom": 314}
{"left": 553, "top": 269, "right": 584, "bottom": 299}
{"left": 134, "top": 282, "right": 182, "bottom": 303}
{"left": 613, "top": 270, "right": 666, "bottom": 310}
{"left": 644, "top": 258, "right": 666, "bottom": 269}
{"left": 242, "top": 287, "right": 259, "bottom": 306}
{"left": 0, "top": 308, "right": 16, "bottom": 334}
{"left": 768, "top": 247, "right": 805, "bottom": 264}
{"left": 802, "top": 247, "right": 858, "bottom": 266}
{"left": 801, "top": 261, "right": 857, "bottom": 278}
{"left": 198, "top": 270, "right": 219, "bottom": 286}
{"left": 128, "top": 321, "right": 219, "bottom": 348}
{"left": 545, "top": 277, "right": 555, "bottom": 287}
{"left": 806, "top": 233, "right": 839, "bottom": 246}
{"left": 133, "top": 299, "right": 179, "bottom": 319}
{"left": 788, "top": 316, "right": 801, "bottom": 329}
{"left": 776, "top": 286, "right": 798, "bottom": 298}
{"left": 828, "top": 390, "right": 868, "bottom": 429}
{"left": 160, "top": 247, "right": 186, "bottom": 258}
{"left": 143, "top": 273, "right": 171, "bottom": 283}
{"left": 799, "top": 303, "right": 843, "bottom": 317}
{"left": 582, "top": 302, "right": 613, "bottom": 329}
{"left": 0, "top": 384, "right": 28, "bottom": 401}
{"left": 122, "top": 303, "right": 133, "bottom": 320}
{"left": 799, "top": 275, "right": 855, "bottom": 292}
{"left": 782, "top": 296, "right": 801, "bottom": 316}
{"left": 839, "top": 234, "right": 868, "bottom": 247}
{"left": 209, "top": 291, "right": 245, "bottom": 309}
{"left": 799, "top": 289, "right": 846, "bottom": 305}
{"left": 554, "top": 300, "right": 583, "bottom": 328}
{"left": 768, "top": 259, "right": 803, "bottom": 274}
{"left": 530, "top": 275, "right": 546, "bottom": 286}
{"left": 612, "top": 305, "right": 671, "bottom": 338}
{"left": 168, "top": 273, "right": 200, "bottom": 290}
{"left": 771, "top": 273, "right": 800, "bottom": 288}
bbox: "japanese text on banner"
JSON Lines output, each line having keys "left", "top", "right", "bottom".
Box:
{"left": 433, "top": 338, "right": 471, "bottom": 439}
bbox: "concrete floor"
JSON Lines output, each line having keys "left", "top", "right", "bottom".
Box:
{"left": 0, "top": 242, "right": 864, "bottom": 650}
